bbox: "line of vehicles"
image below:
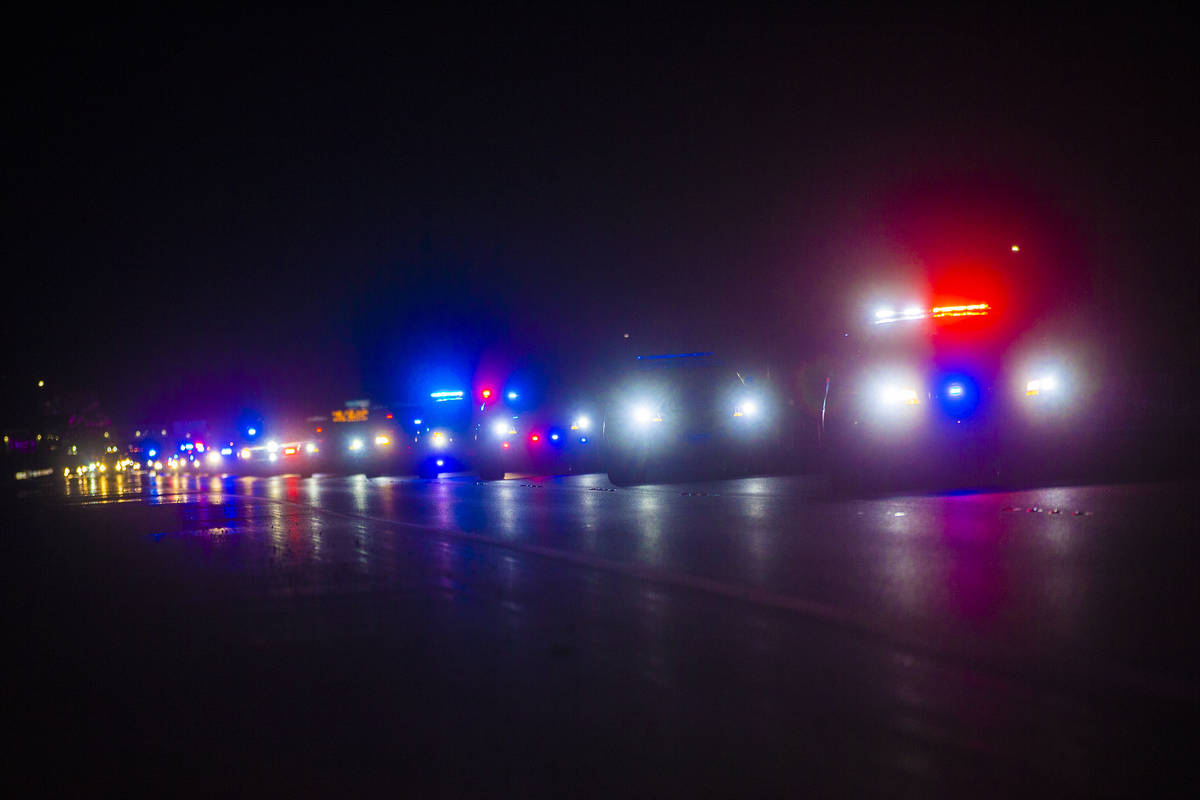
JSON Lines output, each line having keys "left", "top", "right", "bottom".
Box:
{"left": 49, "top": 250, "right": 1195, "bottom": 492}
{"left": 106, "top": 390, "right": 608, "bottom": 483}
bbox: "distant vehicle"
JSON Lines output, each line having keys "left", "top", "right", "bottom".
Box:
{"left": 403, "top": 391, "right": 474, "bottom": 479}
{"left": 235, "top": 436, "right": 323, "bottom": 477}
{"left": 603, "top": 352, "right": 786, "bottom": 485}
{"left": 163, "top": 439, "right": 205, "bottom": 473}
{"left": 313, "top": 404, "right": 398, "bottom": 477}
{"left": 473, "top": 386, "right": 602, "bottom": 480}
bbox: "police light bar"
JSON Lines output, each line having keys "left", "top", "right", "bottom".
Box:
{"left": 430, "top": 390, "right": 465, "bottom": 402}
{"left": 874, "top": 303, "right": 991, "bottom": 325}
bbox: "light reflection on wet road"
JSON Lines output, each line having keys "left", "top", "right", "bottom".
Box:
{"left": 11, "top": 470, "right": 1200, "bottom": 795}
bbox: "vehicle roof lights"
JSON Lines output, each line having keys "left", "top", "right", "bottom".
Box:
{"left": 874, "top": 302, "right": 991, "bottom": 325}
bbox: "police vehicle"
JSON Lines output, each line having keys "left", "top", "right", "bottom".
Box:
{"left": 235, "top": 431, "right": 324, "bottom": 476}
{"left": 315, "top": 402, "right": 399, "bottom": 477}
{"left": 603, "top": 352, "right": 784, "bottom": 486}
{"left": 405, "top": 391, "right": 474, "bottom": 479}
{"left": 819, "top": 290, "right": 1097, "bottom": 491}
{"left": 473, "top": 385, "right": 602, "bottom": 481}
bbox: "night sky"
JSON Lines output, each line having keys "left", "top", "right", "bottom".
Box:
{"left": 5, "top": 8, "right": 1197, "bottom": 425}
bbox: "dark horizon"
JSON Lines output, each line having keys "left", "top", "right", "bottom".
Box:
{"left": 5, "top": 9, "right": 1197, "bottom": 426}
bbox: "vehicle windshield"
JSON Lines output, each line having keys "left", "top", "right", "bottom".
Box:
{"left": 858, "top": 307, "right": 1012, "bottom": 372}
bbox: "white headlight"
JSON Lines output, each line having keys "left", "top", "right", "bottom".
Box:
{"left": 733, "top": 399, "right": 760, "bottom": 417}
{"left": 572, "top": 415, "right": 591, "bottom": 431}
{"left": 267, "top": 440, "right": 279, "bottom": 453}
{"left": 349, "top": 438, "right": 364, "bottom": 451}
{"left": 632, "top": 405, "right": 661, "bottom": 425}
{"left": 1026, "top": 374, "right": 1059, "bottom": 396}
{"left": 492, "top": 420, "right": 510, "bottom": 437}
{"left": 881, "top": 386, "right": 921, "bottom": 406}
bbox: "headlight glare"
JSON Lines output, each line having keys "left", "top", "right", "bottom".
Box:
{"left": 631, "top": 405, "right": 662, "bottom": 425}
{"left": 880, "top": 386, "right": 921, "bottom": 406}
{"left": 1026, "top": 374, "right": 1059, "bottom": 396}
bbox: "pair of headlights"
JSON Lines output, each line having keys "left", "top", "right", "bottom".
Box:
{"left": 348, "top": 435, "right": 390, "bottom": 451}
{"left": 627, "top": 398, "right": 761, "bottom": 425}
{"left": 875, "top": 373, "right": 1063, "bottom": 408}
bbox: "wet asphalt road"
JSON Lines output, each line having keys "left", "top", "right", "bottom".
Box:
{"left": 4, "top": 470, "right": 1199, "bottom": 796}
